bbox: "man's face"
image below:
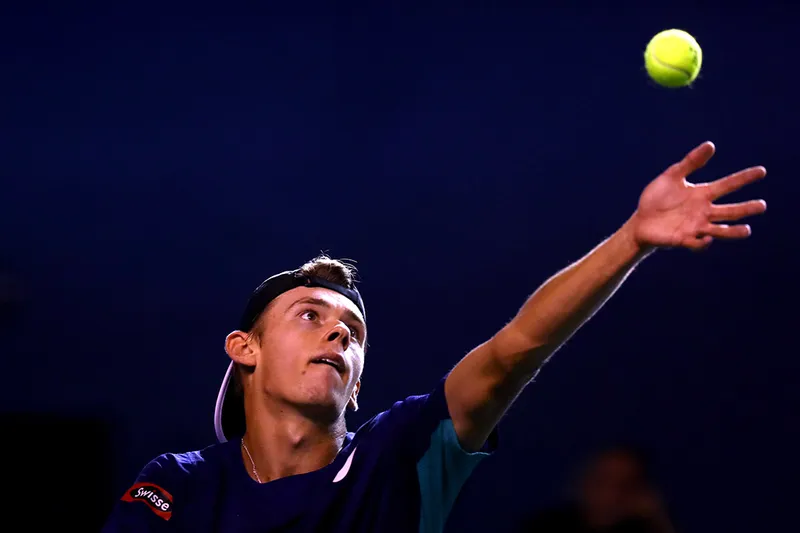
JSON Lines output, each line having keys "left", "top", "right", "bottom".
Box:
{"left": 581, "top": 452, "right": 647, "bottom": 526}
{"left": 249, "top": 286, "right": 366, "bottom": 421}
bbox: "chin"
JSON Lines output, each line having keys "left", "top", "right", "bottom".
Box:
{"left": 296, "top": 400, "right": 345, "bottom": 424}
{"left": 294, "top": 384, "right": 347, "bottom": 421}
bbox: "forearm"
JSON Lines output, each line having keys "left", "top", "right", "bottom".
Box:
{"left": 445, "top": 218, "right": 652, "bottom": 450}
{"left": 447, "top": 141, "right": 765, "bottom": 450}
{"left": 497, "top": 218, "right": 651, "bottom": 376}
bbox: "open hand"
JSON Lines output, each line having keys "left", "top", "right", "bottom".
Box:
{"left": 630, "top": 142, "right": 767, "bottom": 251}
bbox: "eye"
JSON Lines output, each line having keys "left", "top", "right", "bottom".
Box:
{"left": 349, "top": 325, "right": 366, "bottom": 344}
{"left": 300, "top": 309, "right": 318, "bottom": 321}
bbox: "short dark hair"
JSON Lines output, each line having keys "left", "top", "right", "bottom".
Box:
{"left": 232, "top": 254, "right": 359, "bottom": 395}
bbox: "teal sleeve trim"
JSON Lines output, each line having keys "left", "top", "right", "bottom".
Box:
{"left": 416, "top": 419, "right": 491, "bottom": 533}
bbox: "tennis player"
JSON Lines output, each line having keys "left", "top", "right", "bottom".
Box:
{"left": 103, "top": 142, "right": 766, "bottom": 532}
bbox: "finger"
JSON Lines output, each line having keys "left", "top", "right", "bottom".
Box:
{"left": 703, "top": 223, "right": 752, "bottom": 239}
{"left": 706, "top": 166, "right": 767, "bottom": 200}
{"left": 686, "top": 235, "right": 713, "bottom": 251}
{"left": 667, "top": 141, "right": 715, "bottom": 178}
{"left": 709, "top": 199, "right": 767, "bottom": 222}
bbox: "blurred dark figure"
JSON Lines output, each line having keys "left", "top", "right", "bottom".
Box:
{"left": 516, "top": 446, "right": 675, "bottom": 533}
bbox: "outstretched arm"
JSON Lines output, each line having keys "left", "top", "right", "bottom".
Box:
{"left": 445, "top": 141, "right": 767, "bottom": 451}
{"left": 446, "top": 220, "right": 646, "bottom": 451}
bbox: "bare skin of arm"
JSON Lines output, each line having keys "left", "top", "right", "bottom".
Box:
{"left": 444, "top": 142, "right": 767, "bottom": 451}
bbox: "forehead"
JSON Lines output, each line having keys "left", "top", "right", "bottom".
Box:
{"left": 269, "top": 286, "right": 365, "bottom": 323}
{"left": 591, "top": 455, "right": 641, "bottom": 477}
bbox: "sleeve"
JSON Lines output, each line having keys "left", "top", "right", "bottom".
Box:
{"left": 377, "top": 375, "right": 500, "bottom": 532}
{"left": 101, "top": 454, "right": 185, "bottom": 532}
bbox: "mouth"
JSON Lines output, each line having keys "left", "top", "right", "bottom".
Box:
{"left": 310, "top": 353, "right": 345, "bottom": 373}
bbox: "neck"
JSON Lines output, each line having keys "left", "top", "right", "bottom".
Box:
{"left": 241, "top": 396, "right": 347, "bottom": 483}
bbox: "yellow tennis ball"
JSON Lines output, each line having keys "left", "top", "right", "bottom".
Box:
{"left": 644, "top": 29, "right": 702, "bottom": 88}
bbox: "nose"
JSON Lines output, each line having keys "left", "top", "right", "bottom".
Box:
{"left": 326, "top": 323, "right": 351, "bottom": 350}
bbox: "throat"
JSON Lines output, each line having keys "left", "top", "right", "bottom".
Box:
{"left": 240, "top": 423, "right": 347, "bottom": 483}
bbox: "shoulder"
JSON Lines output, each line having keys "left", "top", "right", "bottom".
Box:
{"left": 104, "top": 443, "right": 233, "bottom": 530}
{"left": 353, "top": 374, "right": 497, "bottom": 468}
{"left": 140, "top": 450, "right": 204, "bottom": 477}
{"left": 372, "top": 376, "right": 450, "bottom": 431}
{"left": 360, "top": 375, "right": 497, "bottom": 454}
{"left": 137, "top": 443, "right": 226, "bottom": 484}
{"left": 346, "top": 378, "right": 449, "bottom": 463}
{"left": 351, "top": 378, "right": 444, "bottom": 450}
{"left": 353, "top": 377, "right": 497, "bottom": 532}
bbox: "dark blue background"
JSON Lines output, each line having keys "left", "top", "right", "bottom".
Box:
{"left": 2, "top": 3, "right": 797, "bottom": 531}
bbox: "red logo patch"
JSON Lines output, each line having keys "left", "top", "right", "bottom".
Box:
{"left": 121, "top": 482, "right": 173, "bottom": 521}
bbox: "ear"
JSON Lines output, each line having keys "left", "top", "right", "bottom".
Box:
{"left": 347, "top": 379, "right": 361, "bottom": 412}
{"left": 225, "top": 330, "right": 258, "bottom": 367}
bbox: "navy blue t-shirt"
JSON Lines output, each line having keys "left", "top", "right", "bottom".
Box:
{"left": 103, "top": 377, "right": 498, "bottom": 532}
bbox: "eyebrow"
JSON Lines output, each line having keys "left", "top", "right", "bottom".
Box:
{"left": 287, "top": 296, "right": 367, "bottom": 333}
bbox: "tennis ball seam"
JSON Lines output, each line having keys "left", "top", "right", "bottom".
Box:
{"left": 649, "top": 52, "right": 692, "bottom": 79}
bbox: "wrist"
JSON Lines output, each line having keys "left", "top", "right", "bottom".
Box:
{"left": 620, "top": 213, "right": 656, "bottom": 260}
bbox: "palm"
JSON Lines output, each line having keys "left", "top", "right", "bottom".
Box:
{"left": 631, "top": 142, "right": 767, "bottom": 250}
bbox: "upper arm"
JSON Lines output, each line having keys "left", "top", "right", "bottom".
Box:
{"left": 445, "top": 323, "right": 547, "bottom": 452}
{"left": 102, "top": 455, "right": 184, "bottom": 532}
